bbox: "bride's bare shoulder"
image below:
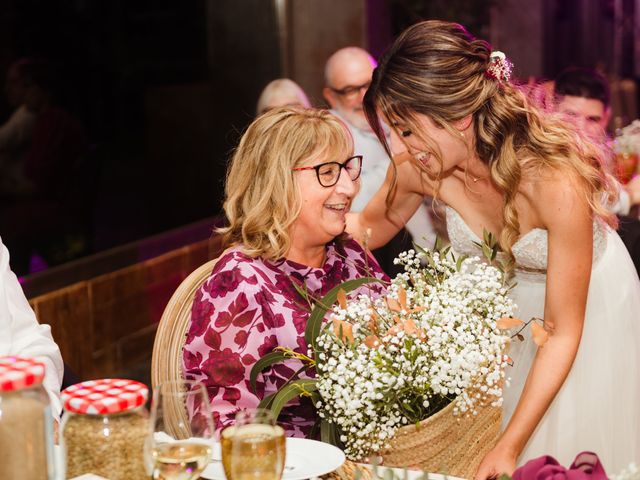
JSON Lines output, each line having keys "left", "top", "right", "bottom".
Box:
{"left": 521, "top": 166, "right": 590, "bottom": 224}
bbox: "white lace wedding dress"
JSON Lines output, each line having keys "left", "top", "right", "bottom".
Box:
{"left": 446, "top": 206, "right": 640, "bottom": 473}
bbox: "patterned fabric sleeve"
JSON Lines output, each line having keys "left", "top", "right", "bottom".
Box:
{"left": 182, "top": 256, "right": 271, "bottom": 434}
{"left": 182, "top": 239, "right": 390, "bottom": 437}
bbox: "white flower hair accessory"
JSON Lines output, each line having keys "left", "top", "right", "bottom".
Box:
{"left": 486, "top": 51, "right": 513, "bottom": 83}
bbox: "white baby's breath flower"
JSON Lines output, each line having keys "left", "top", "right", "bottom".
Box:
{"left": 313, "top": 248, "right": 513, "bottom": 460}
{"left": 611, "top": 463, "right": 640, "bottom": 480}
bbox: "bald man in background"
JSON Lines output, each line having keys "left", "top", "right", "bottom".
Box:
{"left": 323, "top": 47, "right": 435, "bottom": 272}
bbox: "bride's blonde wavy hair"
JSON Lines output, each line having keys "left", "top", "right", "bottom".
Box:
{"left": 364, "top": 20, "right": 617, "bottom": 254}
{"left": 218, "top": 107, "right": 353, "bottom": 260}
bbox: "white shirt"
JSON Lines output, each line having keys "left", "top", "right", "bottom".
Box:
{"left": 610, "top": 181, "right": 632, "bottom": 216}
{"left": 331, "top": 110, "right": 437, "bottom": 247}
{"left": 0, "top": 236, "right": 64, "bottom": 419}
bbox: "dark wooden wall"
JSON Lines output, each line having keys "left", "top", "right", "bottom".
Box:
{"left": 28, "top": 236, "right": 223, "bottom": 380}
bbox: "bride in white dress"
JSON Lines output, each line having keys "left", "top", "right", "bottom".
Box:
{"left": 346, "top": 20, "right": 640, "bottom": 479}
{"left": 447, "top": 206, "right": 640, "bottom": 471}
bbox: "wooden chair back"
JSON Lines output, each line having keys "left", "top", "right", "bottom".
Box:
{"left": 150, "top": 256, "right": 222, "bottom": 435}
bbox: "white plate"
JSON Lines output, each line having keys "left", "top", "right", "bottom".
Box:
{"left": 201, "top": 437, "right": 346, "bottom": 480}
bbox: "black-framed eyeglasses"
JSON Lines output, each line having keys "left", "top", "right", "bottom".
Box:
{"left": 292, "top": 155, "right": 363, "bottom": 187}
{"left": 328, "top": 81, "right": 371, "bottom": 98}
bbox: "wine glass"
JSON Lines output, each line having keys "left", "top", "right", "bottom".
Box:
{"left": 221, "top": 408, "right": 286, "bottom": 480}
{"left": 146, "top": 380, "right": 214, "bottom": 480}
{"left": 615, "top": 151, "right": 639, "bottom": 184}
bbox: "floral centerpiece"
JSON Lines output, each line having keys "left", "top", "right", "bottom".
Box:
{"left": 251, "top": 238, "right": 518, "bottom": 477}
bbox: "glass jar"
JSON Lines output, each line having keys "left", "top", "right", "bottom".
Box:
{"left": 61, "top": 378, "right": 149, "bottom": 480}
{"left": 0, "top": 356, "right": 55, "bottom": 480}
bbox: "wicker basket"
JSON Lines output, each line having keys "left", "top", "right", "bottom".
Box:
{"left": 379, "top": 400, "right": 502, "bottom": 479}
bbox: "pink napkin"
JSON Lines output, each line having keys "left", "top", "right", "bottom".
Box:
{"left": 512, "top": 452, "right": 608, "bottom": 480}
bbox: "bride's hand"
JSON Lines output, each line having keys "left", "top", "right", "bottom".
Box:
{"left": 474, "top": 444, "right": 517, "bottom": 480}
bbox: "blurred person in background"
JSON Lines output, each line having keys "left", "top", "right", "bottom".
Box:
{"left": 0, "top": 59, "right": 38, "bottom": 195}
{"left": 555, "top": 67, "right": 640, "bottom": 211}
{"left": 0, "top": 58, "right": 91, "bottom": 275}
{"left": 20, "top": 59, "right": 88, "bottom": 199}
{"left": 256, "top": 78, "right": 311, "bottom": 115}
{"left": 323, "top": 47, "right": 436, "bottom": 272}
{"left": 555, "top": 67, "right": 640, "bottom": 275}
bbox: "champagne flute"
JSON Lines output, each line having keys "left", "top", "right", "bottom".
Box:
{"left": 146, "top": 380, "right": 214, "bottom": 480}
{"left": 221, "top": 408, "right": 286, "bottom": 480}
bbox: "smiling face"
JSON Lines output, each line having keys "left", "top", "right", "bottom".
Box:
{"left": 289, "top": 148, "right": 360, "bottom": 251}
{"left": 390, "top": 113, "right": 470, "bottom": 177}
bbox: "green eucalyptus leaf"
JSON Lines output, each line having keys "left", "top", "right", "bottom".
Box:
{"left": 309, "top": 390, "right": 321, "bottom": 403}
{"left": 483, "top": 228, "right": 491, "bottom": 246}
{"left": 455, "top": 254, "right": 468, "bottom": 271}
{"left": 249, "top": 351, "right": 289, "bottom": 394}
{"left": 320, "top": 419, "right": 338, "bottom": 445}
{"left": 257, "top": 392, "right": 276, "bottom": 409}
{"left": 481, "top": 244, "right": 493, "bottom": 262}
{"left": 291, "top": 279, "right": 308, "bottom": 298}
{"left": 268, "top": 379, "right": 318, "bottom": 420}
{"left": 424, "top": 271, "right": 436, "bottom": 284}
{"left": 414, "top": 243, "right": 430, "bottom": 257}
{"left": 308, "top": 419, "right": 320, "bottom": 440}
{"left": 291, "top": 280, "right": 314, "bottom": 310}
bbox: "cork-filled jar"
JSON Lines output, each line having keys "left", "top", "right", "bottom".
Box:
{"left": 0, "top": 356, "right": 55, "bottom": 480}
{"left": 60, "top": 378, "right": 149, "bottom": 480}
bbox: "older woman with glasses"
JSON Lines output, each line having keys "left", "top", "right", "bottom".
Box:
{"left": 182, "top": 107, "right": 388, "bottom": 437}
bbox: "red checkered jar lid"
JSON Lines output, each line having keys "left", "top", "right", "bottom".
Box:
{"left": 61, "top": 379, "right": 148, "bottom": 415}
{"left": 0, "top": 356, "right": 46, "bottom": 392}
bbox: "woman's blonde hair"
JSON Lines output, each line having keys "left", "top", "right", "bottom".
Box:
{"left": 364, "top": 20, "right": 617, "bottom": 254}
{"left": 219, "top": 107, "right": 353, "bottom": 260}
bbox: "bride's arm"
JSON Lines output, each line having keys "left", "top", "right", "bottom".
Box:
{"left": 475, "top": 173, "right": 593, "bottom": 479}
{"left": 347, "top": 152, "right": 430, "bottom": 249}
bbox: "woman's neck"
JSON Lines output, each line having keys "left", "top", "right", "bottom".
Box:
{"left": 285, "top": 244, "right": 327, "bottom": 268}
{"left": 455, "top": 155, "right": 491, "bottom": 184}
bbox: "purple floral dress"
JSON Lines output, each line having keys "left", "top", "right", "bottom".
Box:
{"left": 182, "top": 238, "right": 388, "bottom": 437}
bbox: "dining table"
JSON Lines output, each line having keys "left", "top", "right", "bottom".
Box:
{"left": 65, "top": 467, "right": 460, "bottom": 480}
{"left": 55, "top": 441, "right": 464, "bottom": 480}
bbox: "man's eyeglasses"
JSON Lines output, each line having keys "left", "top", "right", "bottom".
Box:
{"left": 328, "top": 81, "right": 371, "bottom": 99}
{"left": 292, "top": 155, "right": 363, "bottom": 187}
